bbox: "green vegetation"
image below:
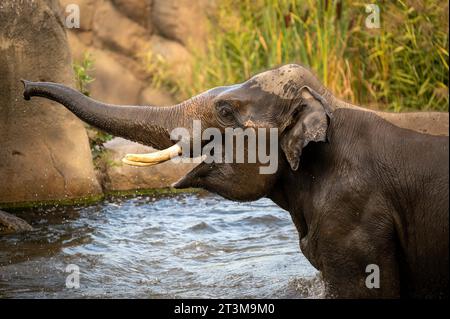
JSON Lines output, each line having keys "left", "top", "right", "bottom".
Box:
{"left": 73, "top": 52, "right": 95, "bottom": 96}
{"left": 89, "top": 128, "right": 114, "bottom": 162}
{"left": 73, "top": 52, "right": 113, "bottom": 159}
{"left": 0, "top": 193, "right": 105, "bottom": 211}
{"left": 147, "top": 0, "right": 448, "bottom": 111}
{"left": 0, "top": 189, "right": 202, "bottom": 211}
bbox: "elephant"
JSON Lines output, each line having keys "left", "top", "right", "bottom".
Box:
{"left": 22, "top": 64, "right": 449, "bottom": 298}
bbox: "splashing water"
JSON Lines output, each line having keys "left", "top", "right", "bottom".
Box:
{"left": 0, "top": 193, "right": 322, "bottom": 298}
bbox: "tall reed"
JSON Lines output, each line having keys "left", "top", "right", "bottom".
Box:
{"left": 146, "top": 0, "right": 448, "bottom": 111}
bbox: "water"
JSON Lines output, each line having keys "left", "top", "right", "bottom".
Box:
{"left": 0, "top": 193, "right": 322, "bottom": 298}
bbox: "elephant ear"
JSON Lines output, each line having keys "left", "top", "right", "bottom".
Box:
{"left": 280, "top": 86, "right": 332, "bottom": 171}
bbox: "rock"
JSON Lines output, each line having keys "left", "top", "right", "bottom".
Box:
{"left": 111, "top": 0, "right": 152, "bottom": 28}
{"left": 382, "top": 112, "right": 449, "bottom": 136}
{"left": 139, "top": 86, "right": 175, "bottom": 106}
{"left": 98, "top": 138, "right": 198, "bottom": 191}
{"left": 152, "top": 0, "right": 214, "bottom": 47}
{"left": 0, "top": 0, "right": 102, "bottom": 207}
{"left": 67, "top": 31, "right": 89, "bottom": 61}
{"left": 93, "top": 1, "right": 152, "bottom": 57}
{"left": 63, "top": 0, "right": 216, "bottom": 112}
{"left": 110, "top": 50, "right": 152, "bottom": 82}
{"left": 75, "top": 30, "right": 95, "bottom": 47}
{"left": 88, "top": 49, "right": 144, "bottom": 105}
{"left": 64, "top": 0, "right": 183, "bottom": 116}
{"left": 150, "top": 35, "right": 192, "bottom": 82}
{"left": 0, "top": 210, "right": 33, "bottom": 234}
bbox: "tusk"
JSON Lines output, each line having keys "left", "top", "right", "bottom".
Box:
{"left": 121, "top": 158, "right": 159, "bottom": 167}
{"left": 122, "top": 143, "right": 182, "bottom": 166}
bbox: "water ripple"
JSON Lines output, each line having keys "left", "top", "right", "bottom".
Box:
{"left": 0, "top": 193, "right": 319, "bottom": 298}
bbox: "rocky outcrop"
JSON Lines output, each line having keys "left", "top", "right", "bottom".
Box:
{"left": 0, "top": 210, "right": 33, "bottom": 234}
{"left": 152, "top": 0, "right": 215, "bottom": 47}
{"left": 0, "top": 0, "right": 102, "bottom": 207}
{"left": 0, "top": 0, "right": 213, "bottom": 205}
{"left": 97, "top": 138, "right": 197, "bottom": 192}
{"left": 55, "top": 0, "right": 212, "bottom": 193}
{"left": 60, "top": 0, "right": 213, "bottom": 107}
{"left": 111, "top": 0, "right": 152, "bottom": 28}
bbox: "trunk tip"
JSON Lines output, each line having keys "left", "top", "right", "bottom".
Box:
{"left": 21, "top": 79, "right": 32, "bottom": 100}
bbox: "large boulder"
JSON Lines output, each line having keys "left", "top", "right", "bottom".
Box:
{"left": 88, "top": 48, "right": 145, "bottom": 105}
{"left": 64, "top": 0, "right": 176, "bottom": 107}
{"left": 111, "top": 0, "right": 152, "bottom": 28}
{"left": 0, "top": 0, "right": 102, "bottom": 207}
{"left": 149, "top": 34, "right": 192, "bottom": 84}
{"left": 63, "top": 0, "right": 217, "bottom": 110}
{"left": 92, "top": 0, "right": 152, "bottom": 57}
{"left": 98, "top": 138, "right": 197, "bottom": 191}
{"left": 0, "top": 210, "right": 33, "bottom": 234}
{"left": 152, "top": 0, "right": 214, "bottom": 48}
{"left": 81, "top": 48, "right": 175, "bottom": 106}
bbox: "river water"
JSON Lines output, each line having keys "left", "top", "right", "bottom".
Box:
{"left": 0, "top": 193, "right": 323, "bottom": 298}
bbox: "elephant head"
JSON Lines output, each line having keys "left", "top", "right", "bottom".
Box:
{"left": 20, "top": 64, "right": 356, "bottom": 200}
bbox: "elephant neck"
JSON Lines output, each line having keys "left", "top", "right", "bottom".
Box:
{"left": 270, "top": 109, "right": 389, "bottom": 235}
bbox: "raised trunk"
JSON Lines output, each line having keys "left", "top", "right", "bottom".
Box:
{"left": 22, "top": 81, "right": 187, "bottom": 149}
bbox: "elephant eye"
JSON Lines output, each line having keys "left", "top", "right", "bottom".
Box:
{"left": 216, "top": 101, "right": 235, "bottom": 120}
{"left": 220, "top": 107, "right": 232, "bottom": 117}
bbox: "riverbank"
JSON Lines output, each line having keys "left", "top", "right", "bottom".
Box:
{"left": 0, "top": 136, "right": 199, "bottom": 210}
{"left": 0, "top": 188, "right": 201, "bottom": 211}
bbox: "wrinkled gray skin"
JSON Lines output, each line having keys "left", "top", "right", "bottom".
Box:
{"left": 23, "top": 64, "right": 449, "bottom": 298}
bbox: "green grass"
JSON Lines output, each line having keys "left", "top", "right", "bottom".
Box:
{"left": 146, "top": 0, "right": 448, "bottom": 111}
{"left": 351, "top": 0, "right": 449, "bottom": 111}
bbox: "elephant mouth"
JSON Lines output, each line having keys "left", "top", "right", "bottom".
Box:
{"left": 121, "top": 143, "right": 183, "bottom": 167}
